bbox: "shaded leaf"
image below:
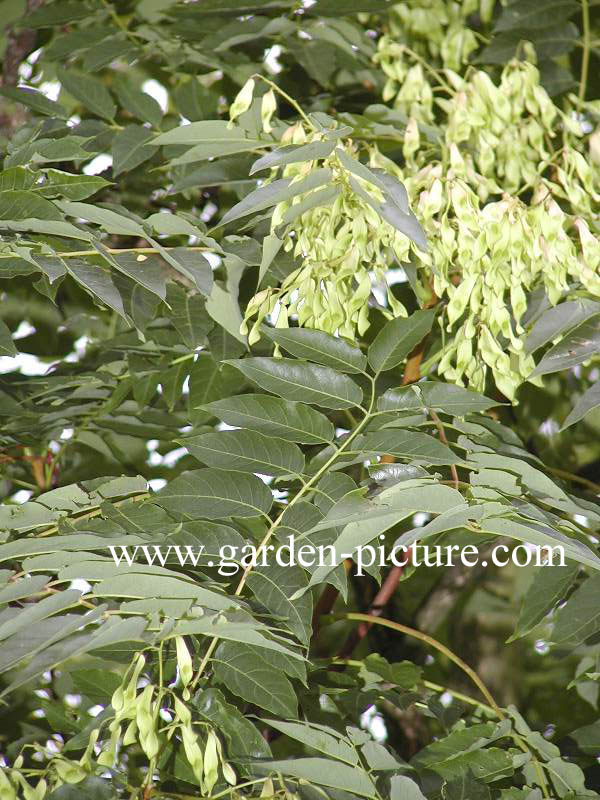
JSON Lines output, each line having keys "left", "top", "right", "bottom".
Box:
{"left": 57, "top": 67, "right": 117, "bottom": 121}
{"left": 561, "top": 381, "right": 600, "bottom": 429}
{"left": 511, "top": 563, "right": 579, "bottom": 641}
{"left": 212, "top": 640, "right": 297, "bottom": 717}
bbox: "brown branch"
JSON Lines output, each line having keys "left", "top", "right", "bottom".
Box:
{"left": 1, "top": 0, "right": 44, "bottom": 87}
{"left": 337, "top": 552, "right": 412, "bottom": 660}
{"left": 311, "top": 583, "right": 340, "bottom": 642}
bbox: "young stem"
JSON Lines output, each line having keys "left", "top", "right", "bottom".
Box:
{"left": 578, "top": 0, "right": 591, "bottom": 108}
{"left": 331, "top": 612, "right": 503, "bottom": 715}
{"left": 251, "top": 73, "right": 315, "bottom": 130}
{"left": 329, "top": 612, "right": 551, "bottom": 798}
{"left": 191, "top": 374, "right": 378, "bottom": 688}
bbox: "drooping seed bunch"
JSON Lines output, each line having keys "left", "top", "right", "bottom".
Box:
{"left": 3, "top": 642, "right": 236, "bottom": 798}
{"left": 374, "top": 34, "right": 600, "bottom": 398}
{"left": 241, "top": 120, "right": 424, "bottom": 344}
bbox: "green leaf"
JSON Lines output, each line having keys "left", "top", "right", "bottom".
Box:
{"left": 379, "top": 382, "right": 498, "bottom": 416}
{"left": 36, "top": 170, "right": 111, "bottom": 201}
{"left": 112, "top": 125, "right": 155, "bottom": 176}
{"left": 561, "top": 381, "right": 600, "bottom": 429}
{"left": 254, "top": 758, "right": 378, "bottom": 798}
{"left": 167, "top": 248, "right": 214, "bottom": 296}
{"left": 56, "top": 67, "right": 117, "bottom": 121}
{"left": 70, "top": 669, "right": 121, "bottom": 703}
{"left": 219, "top": 168, "right": 332, "bottom": 227}
{"left": 206, "top": 282, "right": 246, "bottom": 343}
{"left": 249, "top": 140, "right": 337, "bottom": 175}
{"left": 195, "top": 688, "right": 271, "bottom": 759}
{"left": 263, "top": 719, "right": 358, "bottom": 764}
{"left": 108, "top": 252, "right": 167, "bottom": 300}
{"left": 391, "top": 776, "right": 428, "bottom": 800}
{"left": 530, "top": 314, "right": 600, "bottom": 376}
{"left": 58, "top": 201, "right": 145, "bottom": 236}
{"left": 0, "top": 318, "right": 17, "bottom": 356}
{"left": 201, "top": 394, "right": 334, "bottom": 444}
{"left": 226, "top": 357, "right": 363, "bottom": 409}
{"left": 183, "top": 429, "right": 305, "bottom": 476}
{"left": 443, "top": 772, "right": 491, "bottom": 800}
{"left": 364, "top": 653, "right": 422, "bottom": 688}
{"left": 525, "top": 299, "right": 600, "bottom": 353}
{"left": 0, "top": 574, "right": 51, "bottom": 605}
{"left": 66, "top": 261, "right": 128, "bottom": 319}
{"left": 304, "top": 482, "right": 464, "bottom": 588}
{"left": 0, "top": 190, "right": 62, "bottom": 220}
{"left": 570, "top": 720, "right": 600, "bottom": 755}
{"left": 153, "top": 469, "right": 273, "bottom": 519}
{"left": 280, "top": 184, "right": 341, "bottom": 225}
{"left": 419, "top": 383, "right": 499, "bottom": 415}
{"left": 113, "top": 77, "right": 163, "bottom": 127}
{"left": 478, "top": 23, "right": 579, "bottom": 64}
{"left": 0, "top": 590, "right": 82, "bottom": 643}
{"left": 169, "top": 286, "right": 213, "bottom": 348}
{"left": 91, "top": 573, "right": 239, "bottom": 610}
{"left": 246, "top": 563, "right": 313, "bottom": 643}
{"left": 17, "top": 1, "right": 91, "bottom": 27}
{"left": 493, "top": 0, "right": 578, "bottom": 32}
{"left": 359, "top": 430, "right": 457, "bottom": 465}
{"left": 263, "top": 327, "right": 367, "bottom": 373}
{"left": 510, "top": 563, "right": 579, "bottom": 641}
{"left": 368, "top": 309, "right": 435, "bottom": 373}
{"left": 551, "top": 575, "right": 600, "bottom": 646}
{"left": 152, "top": 120, "right": 252, "bottom": 146}
{"left": 0, "top": 86, "right": 69, "bottom": 118}
{"left": 545, "top": 756, "right": 590, "bottom": 797}
{"left": 212, "top": 640, "right": 297, "bottom": 717}
{"left": 479, "top": 517, "right": 600, "bottom": 573}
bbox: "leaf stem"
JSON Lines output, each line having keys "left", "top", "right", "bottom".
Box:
{"left": 251, "top": 74, "right": 315, "bottom": 130}
{"left": 191, "top": 379, "right": 378, "bottom": 688}
{"left": 0, "top": 246, "right": 212, "bottom": 261}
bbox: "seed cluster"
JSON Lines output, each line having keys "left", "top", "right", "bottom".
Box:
{"left": 242, "top": 125, "right": 417, "bottom": 345}
{"left": 376, "top": 28, "right": 600, "bottom": 397}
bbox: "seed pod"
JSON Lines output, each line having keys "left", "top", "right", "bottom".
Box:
{"left": 228, "top": 79, "right": 255, "bottom": 126}
{"left": 202, "top": 729, "right": 219, "bottom": 794}
{"left": 175, "top": 636, "right": 193, "bottom": 688}
{"left": 222, "top": 761, "right": 237, "bottom": 785}
{"left": 261, "top": 89, "right": 277, "bottom": 134}
{"left": 53, "top": 759, "right": 87, "bottom": 785}
{"left": 0, "top": 770, "right": 17, "bottom": 800}
{"left": 173, "top": 695, "right": 191, "bottom": 725}
{"left": 79, "top": 728, "right": 100, "bottom": 771}
{"left": 181, "top": 723, "right": 204, "bottom": 784}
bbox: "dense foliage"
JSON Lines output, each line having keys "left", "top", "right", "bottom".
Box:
{"left": 1, "top": 0, "right": 600, "bottom": 798}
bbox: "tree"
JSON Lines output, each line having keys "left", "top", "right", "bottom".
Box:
{"left": 1, "top": 0, "right": 600, "bottom": 797}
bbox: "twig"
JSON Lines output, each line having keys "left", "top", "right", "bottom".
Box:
{"left": 329, "top": 611, "right": 503, "bottom": 716}
{"left": 578, "top": 0, "right": 591, "bottom": 108}
{"left": 337, "top": 560, "right": 410, "bottom": 659}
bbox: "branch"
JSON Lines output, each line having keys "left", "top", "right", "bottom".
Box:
{"left": 1, "top": 0, "right": 44, "bottom": 87}
{"left": 337, "top": 556, "right": 411, "bottom": 660}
